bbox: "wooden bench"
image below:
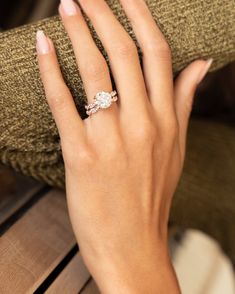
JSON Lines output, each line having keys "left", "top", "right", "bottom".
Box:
{"left": 0, "top": 164, "right": 100, "bottom": 293}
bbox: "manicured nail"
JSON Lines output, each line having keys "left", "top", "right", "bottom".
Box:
{"left": 197, "top": 58, "right": 213, "bottom": 84}
{"left": 36, "top": 30, "right": 51, "bottom": 54}
{"left": 61, "top": 0, "right": 79, "bottom": 16}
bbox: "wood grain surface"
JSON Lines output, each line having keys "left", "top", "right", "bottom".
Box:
{"left": 80, "top": 279, "right": 100, "bottom": 294}
{"left": 0, "top": 165, "right": 44, "bottom": 227}
{"left": 0, "top": 188, "right": 76, "bottom": 294}
{"left": 46, "top": 253, "right": 91, "bottom": 294}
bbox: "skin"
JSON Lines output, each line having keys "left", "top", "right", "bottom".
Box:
{"left": 36, "top": 0, "right": 212, "bottom": 293}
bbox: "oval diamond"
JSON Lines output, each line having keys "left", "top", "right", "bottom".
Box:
{"left": 95, "top": 91, "right": 112, "bottom": 109}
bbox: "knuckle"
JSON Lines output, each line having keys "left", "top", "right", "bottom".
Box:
{"left": 40, "top": 64, "right": 55, "bottom": 78}
{"left": 83, "top": 61, "right": 108, "bottom": 81}
{"left": 65, "top": 148, "right": 96, "bottom": 170}
{"left": 105, "top": 139, "right": 125, "bottom": 159}
{"left": 145, "top": 39, "right": 171, "bottom": 59}
{"left": 83, "top": 59, "right": 108, "bottom": 82}
{"left": 77, "top": 149, "right": 96, "bottom": 166}
{"left": 164, "top": 117, "right": 179, "bottom": 141}
{"left": 112, "top": 39, "right": 137, "bottom": 58}
{"left": 38, "top": 54, "right": 57, "bottom": 77}
{"left": 132, "top": 122, "right": 157, "bottom": 144}
{"left": 46, "top": 86, "right": 69, "bottom": 110}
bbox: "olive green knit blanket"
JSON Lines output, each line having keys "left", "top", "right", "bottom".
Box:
{"left": 0, "top": 0, "right": 235, "bottom": 188}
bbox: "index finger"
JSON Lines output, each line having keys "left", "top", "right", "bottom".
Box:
{"left": 36, "top": 30, "right": 87, "bottom": 152}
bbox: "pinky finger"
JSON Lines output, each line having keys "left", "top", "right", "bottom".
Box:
{"left": 36, "top": 30, "right": 87, "bottom": 152}
{"left": 174, "top": 58, "right": 213, "bottom": 156}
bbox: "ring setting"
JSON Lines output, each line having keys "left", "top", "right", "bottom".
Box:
{"left": 85, "top": 90, "right": 118, "bottom": 116}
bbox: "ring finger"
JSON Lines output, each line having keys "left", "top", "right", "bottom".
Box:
{"left": 59, "top": 0, "right": 119, "bottom": 131}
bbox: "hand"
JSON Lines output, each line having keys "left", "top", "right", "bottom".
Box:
{"left": 36, "top": 0, "right": 212, "bottom": 293}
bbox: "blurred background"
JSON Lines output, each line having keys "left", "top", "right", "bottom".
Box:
{"left": 0, "top": 1, "right": 234, "bottom": 293}
{"left": 0, "top": 0, "right": 58, "bottom": 30}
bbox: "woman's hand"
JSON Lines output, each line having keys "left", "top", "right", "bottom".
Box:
{"left": 36, "top": 0, "right": 212, "bottom": 292}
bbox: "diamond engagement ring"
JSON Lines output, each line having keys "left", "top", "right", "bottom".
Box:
{"left": 85, "top": 90, "right": 118, "bottom": 116}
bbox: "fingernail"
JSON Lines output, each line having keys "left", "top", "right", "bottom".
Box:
{"left": 36, "top": 30, "right": 51, "bottom": 54}
{"left": 61, "top": 0, "right": 79, "bottom": 16}
{"left": 197, "top": 58, "right": 213, "bottom": 84}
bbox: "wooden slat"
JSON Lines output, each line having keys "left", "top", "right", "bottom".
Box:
{"left": 0, "top": 189, "right": 76, "bottom": 294}
{"left": 80, "top": 279, "right": 100, "bottom": 294}
{"left": 46, "top": 253, "right": 90, "bottom": 294}
{"left": 0, "top": 165, "right": 44, "bottom": 226}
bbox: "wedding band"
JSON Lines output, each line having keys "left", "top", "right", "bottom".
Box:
{"left": 85, "top": 90, "right": 118, "bottom": 116}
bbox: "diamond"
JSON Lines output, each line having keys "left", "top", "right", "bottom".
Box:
{"left": 95, "top": 91, "right": 112, "bottom": 109}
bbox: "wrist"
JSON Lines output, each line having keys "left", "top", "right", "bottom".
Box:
{"left": 83, "top": 242, "right": 180, "bottom": 294}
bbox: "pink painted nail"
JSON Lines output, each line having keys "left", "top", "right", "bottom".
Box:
{"left": 36, "top": 30, "right": 51, "bottom": 54}
{"left": 61, "top": 0, "right": 79, "bottom": 16}
{"left": 197, "top": 58, "right": 213, "bottom": 84}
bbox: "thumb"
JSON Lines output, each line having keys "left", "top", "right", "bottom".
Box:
{"left": 174, "top": 58, "right": 213, "bottom": 152}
